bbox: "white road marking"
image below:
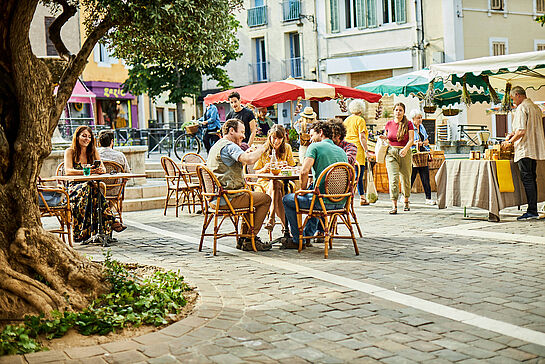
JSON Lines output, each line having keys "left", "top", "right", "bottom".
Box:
{"left": 125, "top": 219, "right": 545, "bottom": 347}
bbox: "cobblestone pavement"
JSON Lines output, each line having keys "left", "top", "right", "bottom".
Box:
{"left": 14, "top": 194, "right": 545, "bottom": 363}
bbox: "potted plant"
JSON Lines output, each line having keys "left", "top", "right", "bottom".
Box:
{"left": 442, "top": 108, "right": 460, "bottom": 116}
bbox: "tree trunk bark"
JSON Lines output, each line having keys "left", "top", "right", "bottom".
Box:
{"left": 0, "top": 0, "right": 106, "bottom": 319}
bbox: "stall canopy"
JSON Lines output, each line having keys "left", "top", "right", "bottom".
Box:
{"left": 355, "top": 69, "right": 498, "bottom": 106}
{"left": 54, "top": 78, "right": 96, "bottom": 103}
{"left": 429, "top": 50, "right": 545, "bottom": 92}
{"left": 204, "top": 79, "right": 381, "bottom": 107}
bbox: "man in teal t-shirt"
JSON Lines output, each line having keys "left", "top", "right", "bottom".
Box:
{"left": 281, "top": 120, "right": 348, "bottom": 248}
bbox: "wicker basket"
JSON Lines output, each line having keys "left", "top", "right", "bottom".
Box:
{"left": 185, "top": 124, "right": 199, "bottom": 135}
{"left": 423, "top": 106, "right": 437, "bottom": 113}
{"left": 412, "top": 152, "right": 430, "bottom": 167}
{"left": 442, "top": 108, "right": 460, "bottom": 116}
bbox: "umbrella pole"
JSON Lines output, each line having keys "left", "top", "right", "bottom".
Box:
{"left": 290, "top": 100, "right": 294, "bottom": 128}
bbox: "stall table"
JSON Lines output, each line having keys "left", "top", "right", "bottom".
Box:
{"left": 435, "top": 159, "right": 545, "bottom": 221}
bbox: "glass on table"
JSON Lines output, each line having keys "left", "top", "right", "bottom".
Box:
{"left": 82, "top": 164, "right": 91, "bottom": 176}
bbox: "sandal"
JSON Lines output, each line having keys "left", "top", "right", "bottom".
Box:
{"left": 389, "top": 209, "right": 397, "bottom": 215}
{"left": 112, "top": 222, "right": 127, "bottom": 232}
{"left": 404, "top": 202, "right": 410, "bottom": 212}
{"left": 264, "top": 220, "right": 275, "bottom": 232}
{"left": 360, "top": 197, "right": 369, "bottom": 206}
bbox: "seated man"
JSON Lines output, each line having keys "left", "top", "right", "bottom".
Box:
{"left": 97, "top": 130, "right": 131, "bottom": 172}
{"left": 207, "top": 119, "right": 272, "bottom": 251}
{"left": 281, "top": 120, "right": 349, "bottom": 249}
{"left": 331, "top": 119, "right": 357, "bottom": 167}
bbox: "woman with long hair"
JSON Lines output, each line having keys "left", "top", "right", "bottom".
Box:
{"left": 343, "top": 99, "right": 370, "bottom": 205}
{"left": 254, "top": 124, "right": 296, "bottom": 231}
{"left": 64, "top": 126, "right": 125, "bottom": 242}
{"left": 379, "top": 102, "right": 414, "bottom": 214}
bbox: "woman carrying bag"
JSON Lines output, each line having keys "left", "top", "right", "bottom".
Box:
{"left": 379, "top": 102, "right": 414, "bottom": 214}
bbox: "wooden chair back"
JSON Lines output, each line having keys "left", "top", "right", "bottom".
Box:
{"left": 37, "top": 182, "right": 72, "bottom": 246}
{"left": 313, "top": 162, "right": 355, "bottom": 206}
{"left": 196, "top": 165, "right": 221, "bottom": 201}
{"left": 161, "top": 156, "right": 183, "bottom": 187}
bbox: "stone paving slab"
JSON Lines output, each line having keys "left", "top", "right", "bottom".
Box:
{"left": 33, "top": 194, "right": 545, "bottom": 363}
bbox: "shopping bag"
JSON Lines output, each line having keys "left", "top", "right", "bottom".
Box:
{"left": 375, "top": 138, "right": 388, "bottom": 163}
{"left": 365, "top": 161, "right": 378, "bottom": 203}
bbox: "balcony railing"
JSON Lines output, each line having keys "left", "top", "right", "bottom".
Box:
{"left": 283, "top": 57, "right": 303, "bottom": 79}
{"left": 248, "top": 6, "right": 268, "bottom": 27}
{"left": 249, "top": 61, "right": 269, "bottom": 83}
{"left": 282, "top": 0, "right": 301, "bottom": 21}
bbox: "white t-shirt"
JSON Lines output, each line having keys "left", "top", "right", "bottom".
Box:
{"left": 511, "top": 98, "right": 545, "bottom": 162}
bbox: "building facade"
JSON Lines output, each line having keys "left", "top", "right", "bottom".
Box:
{"left": 201, "top": 0, "right": 319, "bottom": 126}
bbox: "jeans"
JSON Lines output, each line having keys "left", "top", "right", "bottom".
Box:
{"left": 411, "top": 166, "right": 432, "bottom": 199}
{"left": 517, "top": 158, "right": 538, "bottom": 215}
{"left": 282, "top": 193, "right": 345, "bottom": 241}
{"left": 355, "top": 163, "right": 365, "bottom": 195}
{"left": 203, "top": 131, "right": 220, "bottom": 153}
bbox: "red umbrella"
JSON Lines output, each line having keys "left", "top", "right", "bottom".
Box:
{"left": 204, "top": 79, "right": 381, "bottom": 107}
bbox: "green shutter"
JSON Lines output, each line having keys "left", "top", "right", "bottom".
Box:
{"left": 395, "top": 0, "right": 406, "bottom": 24}
{"left": 330, "top": 0, "right": 340, "bottom": 33}
{"left": 366, "top": 0, "right": 377, "bottom": 27}
{"left": 355, "top": 0, "right": 366, "bottom": 29}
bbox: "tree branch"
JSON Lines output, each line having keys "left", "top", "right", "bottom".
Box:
{"left": 48, "top": 0, "right": 76, "bottom": 61}
{"left": 51, "top": 17, "right": 113, "bottom": 131}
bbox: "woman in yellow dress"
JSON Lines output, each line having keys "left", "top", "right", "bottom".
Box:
{"left": 254, "top": 124, "right": 296, "bottom": 231}
{"left": 343, "top": 99, "right": 371, "bottom": 206}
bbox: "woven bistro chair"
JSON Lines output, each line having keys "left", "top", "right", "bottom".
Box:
{"left": 102, "top": 161, "right": 127, "bottom": 223}
{"left": 294, "top": 162, "right": 359, "bottom": 259}
{"left": 37, "top": 181, "right": 73, "bottom": 247}
{"left": 161, "top": 156, "right": 201, "bottom": 216}
{"left": 196, "top": 165, "right": 257, "bottom": 255}
{"left": 181, "top": 152, "right": 206, "bottom": 184}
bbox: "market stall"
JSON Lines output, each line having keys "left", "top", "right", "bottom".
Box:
{"left": 428, "top": 51, "right": 545, "bottom": 219}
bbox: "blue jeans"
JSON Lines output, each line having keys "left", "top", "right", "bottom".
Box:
{"left": 282, "top": 193, "right": 345, "bottom": 241}
{"left": 356, "top": 163, "right": 365, "bottom": 195}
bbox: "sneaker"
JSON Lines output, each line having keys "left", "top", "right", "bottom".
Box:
{"left": 517, "top": 212, "right": 539, "bottom": 221}
{"left": 280, "top": 237, "right": 300, "bottom": 249}
{"left": 425, "top": 199, "right": 436, "bottom": 206}
{"left": 242, "top": 238, "right": 272, "bottom": 251}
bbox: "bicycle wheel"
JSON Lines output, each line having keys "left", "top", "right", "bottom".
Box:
{"left": 174, "top": 133, "right": 201, "bottom": 160}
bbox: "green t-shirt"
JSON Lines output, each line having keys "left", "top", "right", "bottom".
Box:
{"left": 305, "top": 139, "right": 348, "bottom": 200}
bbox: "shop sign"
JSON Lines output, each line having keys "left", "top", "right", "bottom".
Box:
{"left": 103, "top": 87, "right": 127, "bottom": 98}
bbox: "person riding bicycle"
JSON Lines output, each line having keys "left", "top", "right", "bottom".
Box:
{"left": 199, "top": 104, "right": 222, "bottom": 153}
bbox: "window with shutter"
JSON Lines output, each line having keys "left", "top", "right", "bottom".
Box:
{"left": 330, "top": 0, "right": 340, "bottom": 32}
{"left": 537, "top": 0, "right": 545, "bottom": 13}
{"left": 490, "top": 0, "right": 504, "bottom": 11}
{"left": 537, "top": 43, "right": 545, "bottom": 51}
{"left": 492, "top": 42, "right": 506, "bottom": 56}
{"left": 366, "top": 0, "right": 377, "bottom": 27}
{"left": 395, "top": 0, "right": 406, "bottom": 24}
{"left": 44, "top": 17, "right": 57, "bottom": 56}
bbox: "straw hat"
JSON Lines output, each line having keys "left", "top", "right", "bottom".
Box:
{"left": 299, "top": 106, "right": 317, "bottom": 119}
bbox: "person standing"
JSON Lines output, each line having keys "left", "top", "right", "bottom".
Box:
{"left": 199, "top": 104, "right": 222, "bottom": 153}
{"left": 256, "top": 107, "right": 274, "bottom": 136}
{"left": 97, "top": 130, "right": 131, "bottom": 172}
{"left": 380, "top": 102, "right": 414, "bottom": 214}
{"left": 502, "top": 86, "right": 545, "bottom": 220}
{"left": 207, "top": 119, "right": 272, "bottom": 250}
{"left": 344, "top": 99, "right": 371, "bottom": 206}
{"left": 225, "top": 91, "right": 257, "bottom": 146}
{"left": 295, "top": 107, "right": 316, "bottom": 161}
{"left": 409, "top": 109, "right": 435, "bottom": 205}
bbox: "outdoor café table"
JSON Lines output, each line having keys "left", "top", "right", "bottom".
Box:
{"left": 245, "top": 171, "right": 301, "bottom": 237}
{"left": 41, "top": 173, "right": 146, "bottom": 245}
{"left": 435, "top": 159, "right": 545, "bottom": 221}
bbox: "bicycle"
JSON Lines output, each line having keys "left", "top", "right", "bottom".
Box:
{"left": 174, "top": 122, "right": 203, "bottom": 159}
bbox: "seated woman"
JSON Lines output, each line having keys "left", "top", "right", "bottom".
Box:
{"left": 64, "top": 126, "right": 126, "bottom": 242}
{"left": 254, "top": 125, "right": 296, "bottom": 231}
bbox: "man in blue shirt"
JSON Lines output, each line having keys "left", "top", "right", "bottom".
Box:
{"left": 199, "top": 104, "right": 222, "bottom": 153}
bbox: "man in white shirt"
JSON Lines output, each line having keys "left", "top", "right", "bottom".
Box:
{"left": 503, "top": 86, "right": 545, "bottom": 220}
{"left": 97, "top": 130, "right": 131, "bottom": 172}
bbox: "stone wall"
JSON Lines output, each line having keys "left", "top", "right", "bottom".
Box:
{"left": 41, "top": 146, "right": 148, "bottom": 186}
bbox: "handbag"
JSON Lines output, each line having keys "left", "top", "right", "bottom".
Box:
{"left": 375, "top": 138, "right": 389, "bottom": 163}
{"left": 365, "top": 161, "right": 378, "bottom": 203}
{"left": 299, "top": 119, "right": 311, "bottom": 147}
{"left": 37, "top": 190, "right": 63, "bottom": 207}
